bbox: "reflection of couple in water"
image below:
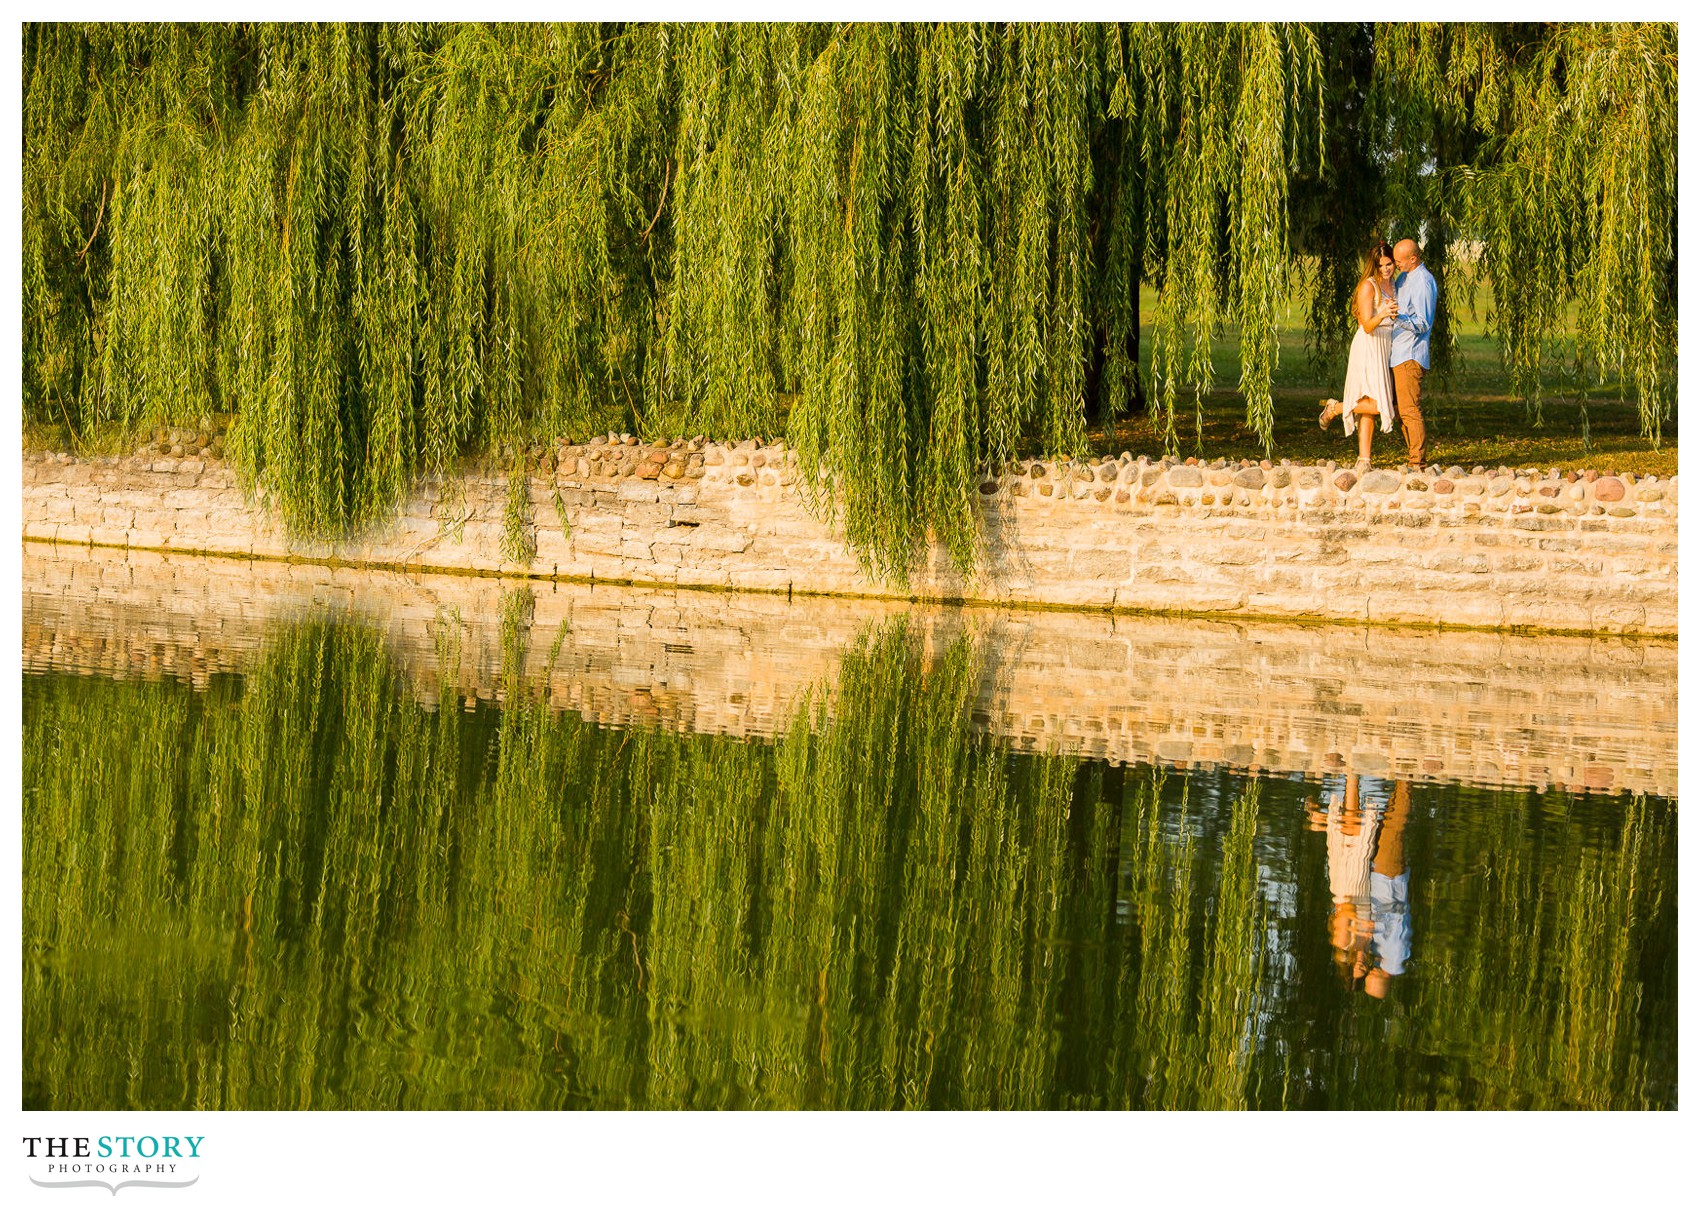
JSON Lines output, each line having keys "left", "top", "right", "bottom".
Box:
{"left": 1306, "top": 769, "right": 1412, "bottom": 1000}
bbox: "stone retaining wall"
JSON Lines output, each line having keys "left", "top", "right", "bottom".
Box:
{"left": 23, "top": 545, "right": 1677, "bottom": 797}
{"left": 22, "top": 437, "right": 1678, "bottom": 633}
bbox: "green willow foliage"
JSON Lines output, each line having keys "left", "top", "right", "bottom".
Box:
{"left": 1367, "top": 24, "right": 1678, "bottom": 436}
{"left": 23, "top": 613, "right": 1677, "bottom": 1110}
{"left": 23, "top": 22, "right": 1676, "bottom": 572}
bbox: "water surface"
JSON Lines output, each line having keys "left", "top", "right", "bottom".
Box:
{"left": 23, "top": 597, "right": 1675, "bottom": 1110}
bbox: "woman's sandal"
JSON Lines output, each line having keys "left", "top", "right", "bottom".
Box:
{"left": 1318, "top": 398, "right": 1343, "bottom": 430}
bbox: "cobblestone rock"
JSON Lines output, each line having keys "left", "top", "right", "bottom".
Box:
{"left": 18, "top": 445, "right": 1677, "bottom": 635}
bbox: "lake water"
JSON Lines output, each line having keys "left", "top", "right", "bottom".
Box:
{"left": 22, "top": 548, "right": 1677, "bottom": 1110}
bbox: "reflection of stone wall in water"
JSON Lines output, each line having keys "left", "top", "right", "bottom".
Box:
{"left": 22, "top": 440, "right": 1677, "bottom": 633}
{"left": 23, "top": 546, "right": 1675, "bottom": 797}
{"left": 23, "top": 590, "right": 1679, "bottom": 1111}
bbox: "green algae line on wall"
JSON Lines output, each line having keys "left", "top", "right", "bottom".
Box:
{"left": 24, "top": 24, "right": 1676, "bottom": 579}
{"left": 23, "top": 612, "right": 1677, "bottom": 1110}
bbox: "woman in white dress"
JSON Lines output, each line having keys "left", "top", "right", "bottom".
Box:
{"left": 1316, "top": 771, "right": 1388, "bottom": 988}
{"left": 1318, "top": 240, "right": 1400, "bottom": 466}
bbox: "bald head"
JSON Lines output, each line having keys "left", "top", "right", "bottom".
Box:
{"left": 1394, "top": 239, "right": 1422, "bottom": 273}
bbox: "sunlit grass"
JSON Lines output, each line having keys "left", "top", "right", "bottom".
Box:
{"left": 1080, "top": 282, "right": 1678, "bottom": 476}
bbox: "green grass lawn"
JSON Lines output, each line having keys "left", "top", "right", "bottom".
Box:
{"left": 1090, "top": 283, "right": 1677, "bottom": 477}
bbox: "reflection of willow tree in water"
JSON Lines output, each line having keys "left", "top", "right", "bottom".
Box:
{"left": 1399, "top": 791, "right": 1674, "bottom": 1110}
{"left": 22, "top": 614, "right": 1676, "bottom": 1109}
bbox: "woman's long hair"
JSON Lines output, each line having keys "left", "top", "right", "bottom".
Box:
{"left": 1362, "top": 239, "right": 1396, "bottom": 284}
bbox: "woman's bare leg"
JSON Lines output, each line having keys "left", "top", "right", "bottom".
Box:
{"left": 1354, "top": 398, "right": 1379, "bottom": 463}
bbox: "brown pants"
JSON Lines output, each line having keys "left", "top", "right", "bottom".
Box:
{"left": 1392, "top": 360, "right": 1426, "bottom": 467}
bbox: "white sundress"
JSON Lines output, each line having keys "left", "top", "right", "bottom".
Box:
{"left": 1323, "top": 775, "right": 1388, "bottom": 906}
{"left": 1339, "top": 289, "right": 1398, "bottom": 437}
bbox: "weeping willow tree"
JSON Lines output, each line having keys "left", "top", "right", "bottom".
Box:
{"left": 1367, "top": 23, "right": 1678, "bottom": 439}
{"left": 23, "top": 24, "right": 670, "bottom": 536}
{"left": 22, "top": 22, "right": 1677, "bottom": 574}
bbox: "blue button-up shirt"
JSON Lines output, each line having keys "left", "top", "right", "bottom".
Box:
{"left": 1391, "top": 263, "right": 1437, "bottom": 370}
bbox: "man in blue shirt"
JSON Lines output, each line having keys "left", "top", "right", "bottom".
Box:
{"left": 1390, "top": 239, "right": 1438, "bottom": 469}
{"left": 1364, "top": 780, "right": 1412, "bottom": 1002}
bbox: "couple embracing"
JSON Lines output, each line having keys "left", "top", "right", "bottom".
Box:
{"left": 1318, "top": 238, "right": 1436, "bottom": 471}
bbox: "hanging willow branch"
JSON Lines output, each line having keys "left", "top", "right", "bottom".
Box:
{"left": 75, "top": 180, "right": 107, "bottom": 261}
{"left": 22, "top": 21, "right": 1677, "bottom": 578}
{"left": 1367, "top": 22, "right": 1676, "bottom": 441}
